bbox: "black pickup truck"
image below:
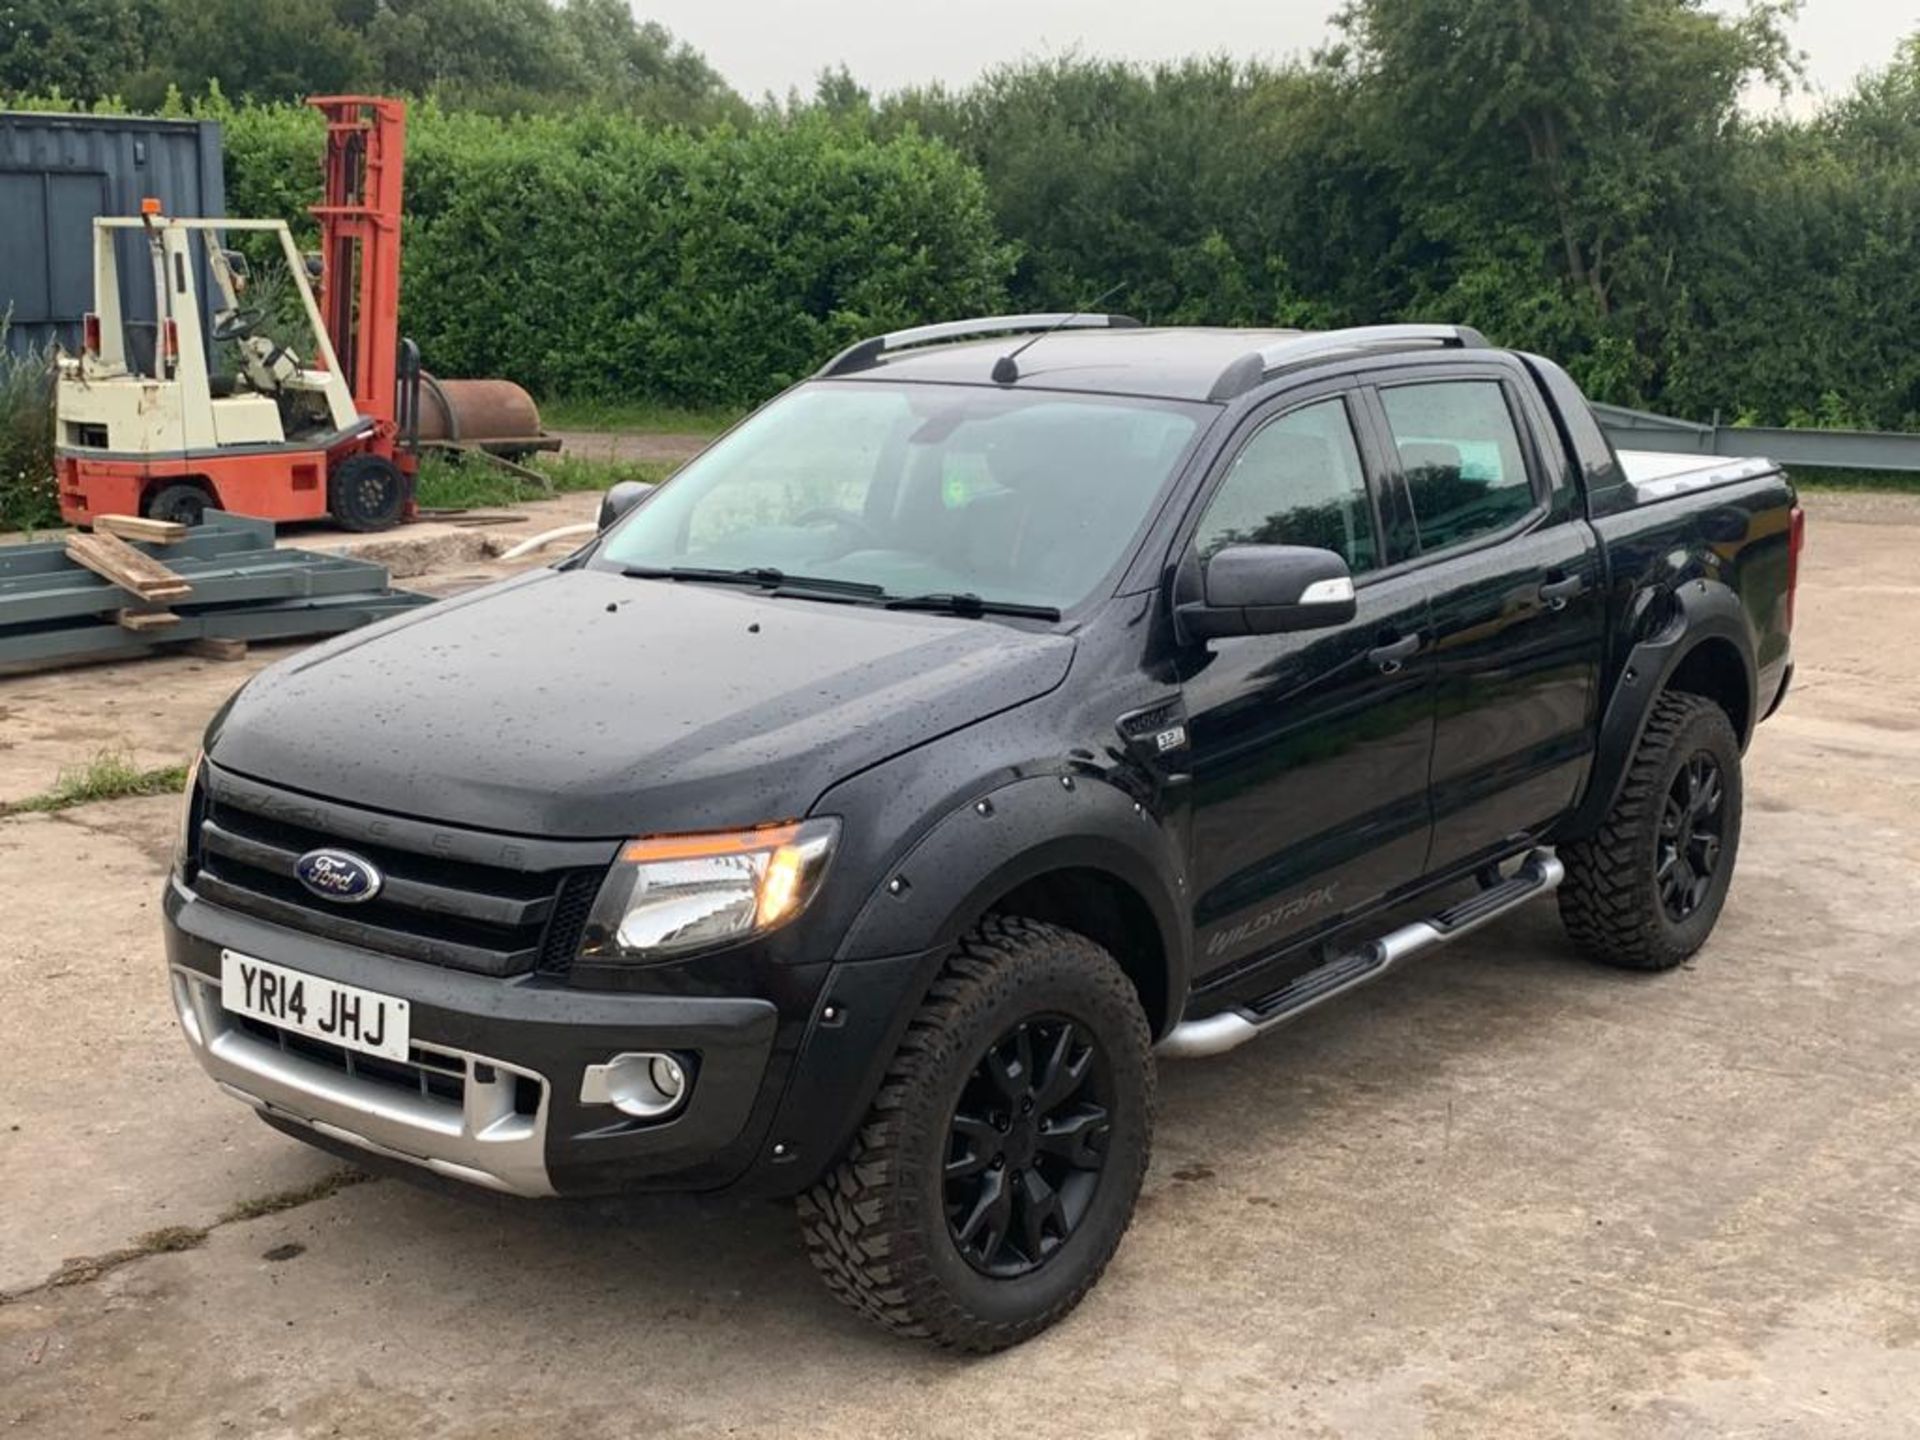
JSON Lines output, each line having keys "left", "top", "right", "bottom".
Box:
{"left": 163, "top": 318, "right": 1801, "bottom": 1350}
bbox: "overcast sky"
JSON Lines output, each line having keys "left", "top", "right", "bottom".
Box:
{"left": 639, "top": 0, "right": 1914, "bottom": 113}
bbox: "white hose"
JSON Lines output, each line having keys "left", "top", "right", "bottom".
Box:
{"left": 498, "top": 522, "right": 597, "bottom": 562}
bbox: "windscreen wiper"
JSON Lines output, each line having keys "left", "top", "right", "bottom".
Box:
{"left": 883, "top": 592, "right": 1063, "bottom": 620}
{"left": 622, "top": 565, "right": 884, "bottom": 598}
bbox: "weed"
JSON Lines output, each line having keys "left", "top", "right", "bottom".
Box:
{"left": 0, "top": 311, "right": 58, "bottom": 533}
{"left": 217, "top": 1169, "right": 370, "bottom": 1224}
{"left": 2, "top": 750, "right": 190, "bottom": 816}
{"left": 414, "top": 452, "right": 672, "bottom": 511}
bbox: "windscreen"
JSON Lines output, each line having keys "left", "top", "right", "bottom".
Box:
{"left": 595, "top": 382, "right": 1208, "bottom": 611}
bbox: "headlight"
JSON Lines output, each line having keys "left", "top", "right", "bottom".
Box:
{"left": 579, "top": 818, "right": 839, "bottom": 963}
{"left": 174, "top": 750, "right": 205, "bottom": 876}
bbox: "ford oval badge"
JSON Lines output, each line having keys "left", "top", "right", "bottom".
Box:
{"left": 295, "top": 848, "right": 383, "bottom": 904}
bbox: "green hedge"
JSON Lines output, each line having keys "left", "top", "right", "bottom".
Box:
{"left": 223, "top": 104, "right": 1015, "bottom": 406}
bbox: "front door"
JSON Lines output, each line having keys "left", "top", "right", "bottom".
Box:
{"left": 1178, "top": 391, "right": 1435, "bottom": 982}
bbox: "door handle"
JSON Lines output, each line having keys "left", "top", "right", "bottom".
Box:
{"left": 1538, "top": 573, "right": 1587, "bottom": 611}
{"left": 1367, "top": 633, "right": 1421, "bottom": 674}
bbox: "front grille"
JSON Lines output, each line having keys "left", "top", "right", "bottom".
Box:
{"left": 538, "top": 871, "right": 604, "bottom": 974}
{"left": 192, "top": 768, "right": 613, "bottom": 978}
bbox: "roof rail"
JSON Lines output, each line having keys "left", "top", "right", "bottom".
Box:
{"left": 1208, "top": 324, "right": 1490, "bottom": 401}
{"left": 817, "top": 312, "right": 1142, "bottom": 378}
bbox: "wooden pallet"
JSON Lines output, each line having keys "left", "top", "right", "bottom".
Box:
{"left": 65, "top": 532, "right": 194, "bottom": 603}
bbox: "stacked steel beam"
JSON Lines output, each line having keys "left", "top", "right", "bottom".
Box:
{"left": 0, "top": 511, "right": 430, "bottom": 671}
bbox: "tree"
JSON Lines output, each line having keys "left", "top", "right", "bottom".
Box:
{"left": 2, "top": 0, "right": 742, "bottom": 121}
{"left": 1331, "top": 0, "right": 1795, "bottom": 395}
{"left": 557, "top": 0, "right": 742, "bottom": 123}
{"left": 0, "top": 0, "right": 160, "bottom": 103}
{"left": 128, "top": 0, "right": 372, "bottom": 107}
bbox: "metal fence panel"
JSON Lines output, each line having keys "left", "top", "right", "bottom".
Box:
{"left": 1592, "top": 401, "right": 1920, "bottom": 473}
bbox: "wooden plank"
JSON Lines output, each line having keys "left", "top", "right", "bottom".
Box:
{"left": 95, "top": 514, "right": 190, "bottom": 545}
{"left": 183, "top": 637, "right": 248, "bottom": 661}
{"left": 117, "top": 609, "right": 181, "bottom": 632}
{"left": 64, "top": 532, "right": 194, "bottom": 602}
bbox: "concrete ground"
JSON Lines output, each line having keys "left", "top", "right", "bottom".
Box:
{"left": 1, "top": 490, "right": 1916, "bottom": 1438}
{"left": 0, "top": 492, "right": 602, "bottom": 808}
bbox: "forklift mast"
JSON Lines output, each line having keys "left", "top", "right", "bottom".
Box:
{"left": 308, "top": 96, "right": 408, "bottom": 457}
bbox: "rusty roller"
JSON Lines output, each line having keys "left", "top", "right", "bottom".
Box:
{"left": 415, "top": 375, "right": 556, "bottom": 459}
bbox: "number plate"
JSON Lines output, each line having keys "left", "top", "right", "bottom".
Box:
{"left": 220, "top": 950, "right": 411, "bottom": 1062}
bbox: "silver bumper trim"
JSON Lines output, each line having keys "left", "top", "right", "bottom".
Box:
{"left": 171, "top": 966, "right": 556, "bottom": 1197}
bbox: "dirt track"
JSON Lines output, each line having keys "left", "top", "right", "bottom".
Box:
{"left": 1, "top": 490, "right": 1916, "bottom": 1438}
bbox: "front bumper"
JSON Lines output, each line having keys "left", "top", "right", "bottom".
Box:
{"left": 164, "top": 877, "right": 785, "bottom": 1197}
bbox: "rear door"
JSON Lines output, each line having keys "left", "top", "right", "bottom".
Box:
{"left": 1363, "top": 365, "right": 1605, "bottom": 875}
{"left": 1178, "top": 386, "right": 1435, "bottom": 980}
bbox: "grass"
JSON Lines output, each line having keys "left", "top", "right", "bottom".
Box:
{"left": 217, "top": 1168, "right": 370, "bottom": 1224}
{"left": 413, "top": 451, "right": 674, "bottom": 511}
{"left": 38, "top": 1226, "right": 210, "bottom": 1292}
{"left": 1791, "top": 467, "right": 1920, "bottom": 494}
{"left": 2, "top": 749, "right": 190, "bottom": 817}
{"left": 536, "top": 396, "right": 742, "bottom": 436}
{"left": 2, "top": 1167, "right": 370, "bottom": 1301}
{"left": 0, "top": 312, "right": 58, "bottom": 533}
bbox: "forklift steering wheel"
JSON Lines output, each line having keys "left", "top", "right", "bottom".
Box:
{"left": 211, "top": 308, "right": 266, "bottom": 343}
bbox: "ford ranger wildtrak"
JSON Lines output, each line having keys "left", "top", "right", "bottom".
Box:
{"left": 163, "top": 318, "right": 1801, "bottom": 1349}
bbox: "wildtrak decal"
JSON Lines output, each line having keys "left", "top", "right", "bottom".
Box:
{"left": 1205, "top": 883, "right": 1339, "bottom": 957}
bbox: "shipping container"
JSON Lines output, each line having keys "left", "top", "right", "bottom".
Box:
{"left": 0, "top": 112, "right": 225, "bottom": 364}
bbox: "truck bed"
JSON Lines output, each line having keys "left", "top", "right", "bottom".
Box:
{"left": 1617, "top": 449, "right": 1779, "bottom": 502}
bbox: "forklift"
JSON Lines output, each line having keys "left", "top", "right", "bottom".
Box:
{"left": 54, "top": 97, "right": 423, "bottom": 532}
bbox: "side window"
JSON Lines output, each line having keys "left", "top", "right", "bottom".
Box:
{"left": 1193, "top": 398, "right": 1378, "bottom": 573}
{"left": 1379, "top": 380, "right": 1537, "bottom": 552}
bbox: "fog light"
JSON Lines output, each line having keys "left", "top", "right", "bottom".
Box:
{"left": 579, "top": 1051, "right": 692, "bottom": 1120}
{"left": 650, "top": 1054, "right": 685, "bottom": 1100}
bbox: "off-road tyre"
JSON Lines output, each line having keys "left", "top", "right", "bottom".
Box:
{"left": 1559, "top": 691, "right": 1743, "bottom": 971}
{"left": 145, "top": 482, "right": 212, "bottom": 527}
{"left": 327, "top": 453, "right": 408, "bottom": 532}
{"left": 797, "top": 916, "right": 1154, "bottom": 1352}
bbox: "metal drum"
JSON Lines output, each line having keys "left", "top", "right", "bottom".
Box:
{"left": 415, "top": 375, "right": 548, "bottom": 454}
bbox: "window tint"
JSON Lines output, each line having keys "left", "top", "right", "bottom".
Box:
{"left": 1380, "top": 381, "right": 1536, "bottom": 552}
{"left": 1193, "top": 398, "right": 1378, "bottom": 573}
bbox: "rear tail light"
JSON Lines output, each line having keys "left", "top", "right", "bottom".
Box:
{"left": 82, "top": 312, "right": 101, "bottom": 355}
{"left": 1786, "top": 503, "right": 1806, "bottom": 633}
{"left": 161, "top": 318, "right": 179, "bottom": 366}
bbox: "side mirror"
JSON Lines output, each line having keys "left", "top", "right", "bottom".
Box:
{"left": 1176, "top": 544, "right": 1357, "bottom": 641}
{"left": 598, "top": 480, "right": 651, "bottom": 531}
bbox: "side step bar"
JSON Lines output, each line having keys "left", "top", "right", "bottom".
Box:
{"left": 1158, "top": 848, "right": 1565, "bottom": 1059}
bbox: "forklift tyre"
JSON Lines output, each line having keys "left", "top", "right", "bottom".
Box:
{"left": 146, "top": 483, "right": 213, "bottom": 528}
{"left": 328, "top": 454, "right": 408, "bottom": 533}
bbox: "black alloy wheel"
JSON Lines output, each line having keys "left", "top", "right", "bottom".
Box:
{"left": 1558, "top": 690, "right": 1744, "bottom": 971}
{"left": 1657, "top": 752, "right": 1727, "bottom": 923}
{"left": 798, "top": 916, "right": 1153, "bottom": 1350}
{"left": 945, "top": 1015, "right": 1113, "bottom": 1278}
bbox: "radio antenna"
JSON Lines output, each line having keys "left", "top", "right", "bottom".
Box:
{"left": 992, "top": 282, "right": 1130, "bottom": 385}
